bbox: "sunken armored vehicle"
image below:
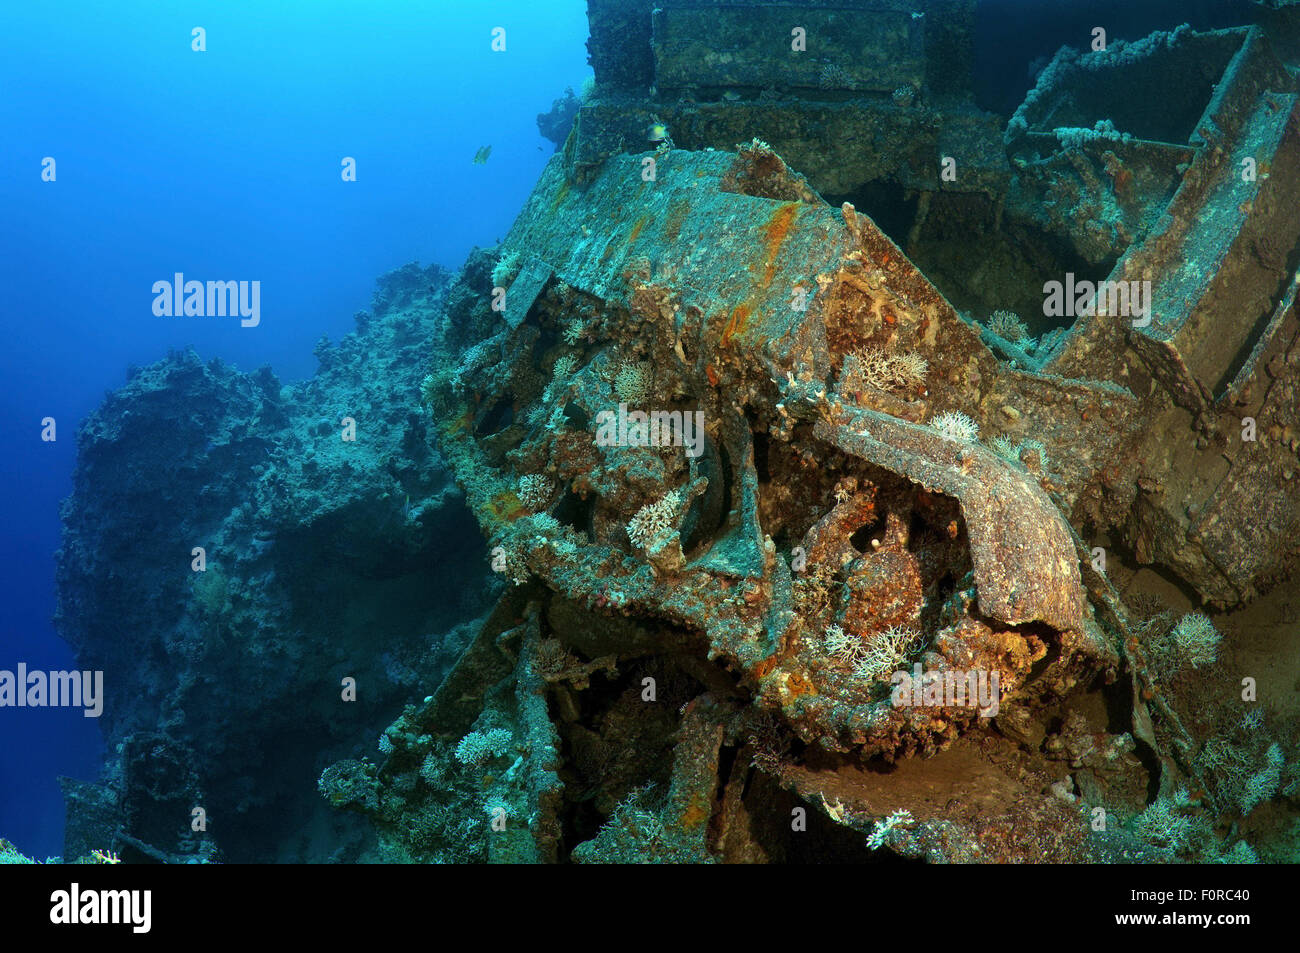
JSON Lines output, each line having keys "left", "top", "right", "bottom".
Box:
{"left": 322, "top": 0, "right": 1300, "bottom": 863}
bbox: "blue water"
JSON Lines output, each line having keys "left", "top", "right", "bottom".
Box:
{"left": 0, "top": 0, "right": 589, "bottom": 859}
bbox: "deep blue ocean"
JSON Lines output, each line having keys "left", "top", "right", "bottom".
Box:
{"left": 0, "top": 0, "right": 588, "bottom": 860}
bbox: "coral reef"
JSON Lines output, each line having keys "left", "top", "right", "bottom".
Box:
{"left": 55, "top": 263, "right": 494, "bottom": 862}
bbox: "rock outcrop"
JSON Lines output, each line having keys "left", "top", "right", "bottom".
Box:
{"left": 56, "top": 263, "right": 495, "bottom": 862}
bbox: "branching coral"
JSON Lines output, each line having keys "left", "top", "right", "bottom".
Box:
{"left": 551, "top": 354, "right": 577, "bottom": 383}
{"left": 0, "top": 839, "right": 38, "bottom": 864}
{"left": 929, "top": 410, "right": 980, "bottom": 443}
{"left": 1172, "top": 612, "right": 1221, "bottom": 668}
{"left": 419, "top": 751, "right": 447, "bottom": 787}
{"left": 841, "top": 347, "right": 927, "bottom": 398}
{"left": 845, "top": 346, "right": 893, "bottom": 390}
{"left": 1216, "top": 841, "right": 1259, "bottom": 864}
{"left": 988, "top": 310, "right": 1029, "bottom": 341}
{"left": 627, "top": 489, "right": 680, "bottom": 549}
{"left": 823, "top": 624, "right": 860, "bottom": 662}
{"left": 533, "top": 637, "right": 580, "bottom": 680}
{"left": 614, "top": 360, "right": 655, "bottom": 406}
{"left": 990, "top": 435, "right": 1050, "bottom": 473}
{"left": 1191, "top": 708, "right": 1293, "bottom": 816}
{"left": 1133, "top": 783, "right": 1267, "bottom": 860}
{"left": 455, "top": 728, "right": 514, "bottom": 766}
{"left": 852, "top": 624, "right": 925, "bottom": 682}
{"left": 892, "top": 351, "right": 928, "bottom": 386}
{"left": 1240, "top": 743, "right": 1283, "bottom": 814}
{"left": 1133, "top": 790, "right": 1199, "bottom": 854}
{"left": 492, "top": 250, "right": 521, "bottom": 288}
{"left": 866, "top": 809, "right": 914, "bottom": 850}
{"left": 518, "top": 474, "right": 554, "bottom": 512}
{"left": 823, "top": 623, "right": 924, "bottom": 682}
{"left": 990, "top": 434, "right": 1019, "bottom": 463}
{"left": 450, "top": 337, "right": 501, "bottom": 396}
{"left": 819, "top": 62, "right": 855, "bottom": 90}
{"left": 1018, "top": 438, "right": 1048, "bottom": 471}
{"left": 563, "top": 318, "right": 586, "bottom": 345}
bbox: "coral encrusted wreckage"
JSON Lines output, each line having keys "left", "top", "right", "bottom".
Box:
{"left": 318, "top": 2, "right": 1300, "bottom": 864}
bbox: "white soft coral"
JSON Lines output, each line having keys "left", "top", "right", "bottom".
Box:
{"left": 929, "top": 410, "right": 979, "bottom": 442}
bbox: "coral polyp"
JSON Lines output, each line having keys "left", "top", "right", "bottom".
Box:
{"left": 928, "top": 410, "right": 980, "bottom": 443}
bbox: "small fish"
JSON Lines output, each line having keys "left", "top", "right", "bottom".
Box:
{"left": 647, "top": 123, "right": 668, "bottom": 145}
{"left": 473, "top": 145, "right": 492, "bottom": 164}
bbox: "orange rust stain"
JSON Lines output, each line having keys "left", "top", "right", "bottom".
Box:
{"left": 784, "top": 672, "right": 816, "bottom": 700}
{"left": 679, "top": 795, "right": 712, "bottom": 831}
{"left": 447, "top": 408, "right": 474, "bottom": 435}
{"left": 721, "top": 303, "right": 751, "bottom": 345}
{"left": 483, "top": 491, "right": 524, "bottom": 524}
{"left": 548, "top": 180, "right": 571, "bottom": 214}
{"left": 759, "top": 202, "right": 800, "bottom": 288}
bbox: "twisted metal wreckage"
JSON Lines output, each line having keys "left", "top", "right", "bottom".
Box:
{"left": 323, "top": 8, "right": 1300, "bottom": 862}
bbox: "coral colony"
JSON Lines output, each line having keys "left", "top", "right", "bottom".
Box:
{"left": 14, "top": 2, "right": 1300, "bottom": 869}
